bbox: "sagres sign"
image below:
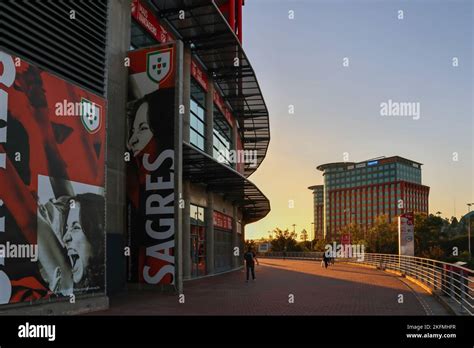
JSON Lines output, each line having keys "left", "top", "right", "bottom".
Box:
{"left": 127, "top": 43, "right": 182, "bottom": 287}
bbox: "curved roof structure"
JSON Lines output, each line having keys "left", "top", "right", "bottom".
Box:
{"left": 317, "top": 162, "right": 355, "bottom": 172}
{"left": 183, "top": 143, "right": 270, "bottom": 223}
{"left": 317, "top": 156, "right": 424, "bottom": 172}
{"left": 150, "top": 0, "right": 270, "bottom": 177}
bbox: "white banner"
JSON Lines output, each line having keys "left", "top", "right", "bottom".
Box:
{"left": 398, "top": 212, "right": 415, "bottom": 256}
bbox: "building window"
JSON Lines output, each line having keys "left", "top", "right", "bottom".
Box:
{"left": 190, "top": 80, "right": 206, "bottom": 151}
{"left": 213, "top": 107, "right": 233, "bottom": 165}
{"left": 131, "top": 20, "right": 156, "bottom": 49}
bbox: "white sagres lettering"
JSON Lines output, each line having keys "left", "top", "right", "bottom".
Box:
{"left": 142, "top": 150, "right": 175, "bottom": 284}
{"left": 0, "top": 51, "right": 16, "bottom": 304}
{"left": 18, "top": 322, "right": 56, "bottom": 342}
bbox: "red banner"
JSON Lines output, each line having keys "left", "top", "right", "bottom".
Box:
{"left": 213, "top": 89, "right": 234, "bottom": 126}
{"left": 127, "top": 44, "right": 180, "bottom": 286}
{"left": 131, "top": 0, "right": 174, "bottom": 44}
{"left": 191, "top": 59, "right": 208, "bottom": 91}
{"left": 213, "top": 211, "right": 233, "bottom": 231}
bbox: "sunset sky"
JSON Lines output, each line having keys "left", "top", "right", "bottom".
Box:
{"left": 242, "top": 0, "right": 473, "bottom": 240}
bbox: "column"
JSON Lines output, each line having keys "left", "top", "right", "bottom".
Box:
{"left": 174, "top": 40, "right": 184, "bottom": 294}
{"left": 205, "top": 191, "right": 215, "bottom": 274}
{"left": 205, "top": 79, "right": 214, "bottom": 156}
{"left": 181, "top": 45, "right": 191, "bottom": 281}
{"left": 105, "top": 0, "right": 131, "bottom": 295}
{"left": 232, "top": 204, "right": 239, "bottom": 268}
{"left": 182, "top": 46, "right": 191, "bottom": 143}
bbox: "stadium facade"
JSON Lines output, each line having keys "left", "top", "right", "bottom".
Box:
{"left": 0, "top": 0, "right": 270, "bottom": 314}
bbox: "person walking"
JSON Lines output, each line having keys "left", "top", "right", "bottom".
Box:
{"left": 244, "top": 247, "right": 259, "bottom": 282}
{"left": 322, "top": 253, "right": 329, "bottom": 269}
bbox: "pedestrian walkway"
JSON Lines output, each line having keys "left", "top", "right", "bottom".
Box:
{"left": 94, "top": 259, "right": 449, "bottom": 315}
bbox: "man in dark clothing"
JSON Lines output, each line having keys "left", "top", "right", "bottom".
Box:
{"left": 244, "top": 248, "right": 259, "bottom": 282}
{"left": 322, "top": 253, "right": 329, "bottom": 269}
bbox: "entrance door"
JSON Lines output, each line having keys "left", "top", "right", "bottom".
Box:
{"left": 214, "top": 228, "right": 232, "bottom": 273}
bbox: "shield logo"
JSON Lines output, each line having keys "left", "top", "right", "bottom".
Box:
{"left": 81, "top": 98, "right": 101, "bottom": 134}
{"left": 147, "top": 48, "right": 172, "bottom": 84}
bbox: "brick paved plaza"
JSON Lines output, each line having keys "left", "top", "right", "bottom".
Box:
{"left": 95, "top": 259, "right": 449, "bottom": 315}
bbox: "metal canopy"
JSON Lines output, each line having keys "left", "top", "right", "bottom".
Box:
{"left": 183, "top": 143, "right": 270, "bottom": 224}
{"left": 150, "top": 0, "right": 270, "bottom": 177}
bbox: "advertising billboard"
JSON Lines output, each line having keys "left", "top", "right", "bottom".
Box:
{"left": 131, "top": 0, "right": 174, "bottom": 44}
{"left": 126, "top": 43, "right": 182, "bottom": 286}
{"left": 258, "top": 243, "right": 269, "bottom": 253}
{"left": 398, "top": 212, "right": 415, "bottom": 256}
{"left": 0, "top": 50, "right": 107, "bottom": 305}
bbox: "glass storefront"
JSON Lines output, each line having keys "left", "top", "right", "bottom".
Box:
{"left": 190, "top": 204, "right": 206, "bottom": 277}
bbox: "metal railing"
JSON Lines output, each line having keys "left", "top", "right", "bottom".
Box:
{"left": 258, "top": 252, "right": 474, "bottom": 315}
{"left": 260, "top": 251, "right": 324, "bottom": 260}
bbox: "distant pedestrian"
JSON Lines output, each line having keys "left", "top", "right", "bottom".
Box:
{"left": 244, "top": 247, "right": 259, "bottom": 282}
{"left": 322, "top": 253, "right": 329, "bottom": 269}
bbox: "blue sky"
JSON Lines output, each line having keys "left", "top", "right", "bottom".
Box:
{"left": 242, "top": 0, "right": 473, "bottom": 239}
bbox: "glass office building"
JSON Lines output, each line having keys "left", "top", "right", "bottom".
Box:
{"left": 308, "top": 185, "right": 324, "bottom": 240}
{"left": 310, "top": 156, "right": 429, "bottom": 240}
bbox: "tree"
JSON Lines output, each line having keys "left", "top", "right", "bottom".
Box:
{"left": 313, "top": 239, "right": 328, "bottom": 252}
{"left": 270, "top": 228, "right": 302, "bottom": 251}
{"left": 244, "top": 239, "right": 256, "bottom": 252}
{"left": 339, "top": 222, "right": 365, "bottom": 244}
{"left": 366, "top": 214, "right": 398, "bottom": 253}
{"left": 414, "top": 213, "right": 444, "bottom": 256}
{"left": 300, "top": 229, "right": 308, "bottom": 242}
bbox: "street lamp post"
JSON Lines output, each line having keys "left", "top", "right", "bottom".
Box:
{"left": 311, "top": 222, "right": 315, "bottom": 251}
{"left": 467, "top": 203, "right": 473, "bottom": 260}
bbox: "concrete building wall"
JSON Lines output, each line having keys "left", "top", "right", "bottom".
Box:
{"left": 213, "top": 193, "right": 235, "bottom": 216}
{"left": 188, "top": 182, "right": 209, "bottom": 207}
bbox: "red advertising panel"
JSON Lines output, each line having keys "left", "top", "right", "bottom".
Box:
{"left": 0, "top": 51, "right": 106, "bottom": 305}
{"left": 191, "top": 59, "right": 208, "bottom": 91}
{"left": 213, "top": 89, "right": 234, "bottom": 126}
{"left": 127, "top": 43, "right": 181, "bottom": 286}
{"left": 213, "top": 211, "right": 233, "bottom": 231}
{"left": 340, "top": 234, "right": 351, "bottom": 245}
{"left": 131, "top": 0, "right": 174, "bottom": 44}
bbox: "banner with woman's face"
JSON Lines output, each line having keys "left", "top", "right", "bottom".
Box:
{"left": 126, "top": 43, "right": 180, "bottom": 286}
{"left": 0, "top": 50, "right": 107, "bottom": 305}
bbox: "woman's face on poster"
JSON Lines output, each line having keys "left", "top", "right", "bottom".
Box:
{"left": 128, "top": 102, "right": 153, "bottom": 156}
{"left": 63, "top": 201, "right": 92, "bottom": 284}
